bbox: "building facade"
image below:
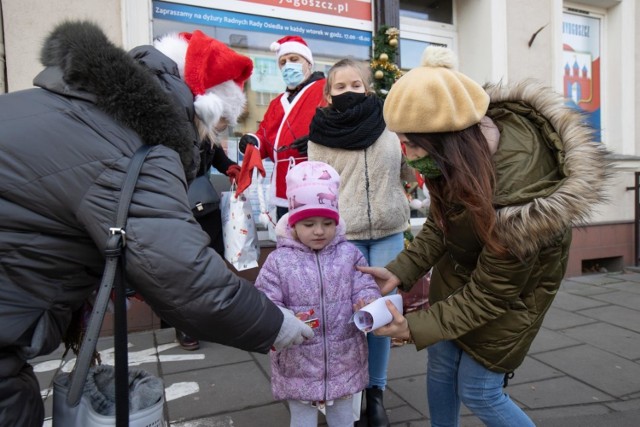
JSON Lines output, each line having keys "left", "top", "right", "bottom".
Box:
{"left": 1, "top": 0, "right": 637, "bottom": 282}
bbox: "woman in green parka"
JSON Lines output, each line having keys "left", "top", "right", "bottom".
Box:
{"left": 359, "top": 46, "right": 609, "bottom": 427}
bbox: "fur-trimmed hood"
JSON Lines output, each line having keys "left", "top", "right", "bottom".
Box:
{"left": 33, "top": 21, "right": 200, "bottom": 180}
{"left": 486, "top": 80, "right": 610, "bottom": 259}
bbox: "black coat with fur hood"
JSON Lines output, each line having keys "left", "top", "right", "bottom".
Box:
{"left": 0, "top": 21, "right": 282, "bottom": 369}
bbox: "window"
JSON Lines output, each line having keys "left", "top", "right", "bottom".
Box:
{"left": 400, "top": 0, "right": 453, "bottom": 24}
{"left": 399, "top": 0, "right": 455, "bottom": 70}
{"left": 152, "top": 0, "right": 372, "bottom": 140}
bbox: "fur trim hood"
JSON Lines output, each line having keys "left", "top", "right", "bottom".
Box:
{"left": 485, "top": 80, "right": 610, "bottom": 259}
{"left": 34, "top": 21, "right": 199, "bottom": 179}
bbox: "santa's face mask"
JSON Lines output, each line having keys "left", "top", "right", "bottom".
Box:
{"left": 281, "top": 62, "right": 305, "bottom": 88}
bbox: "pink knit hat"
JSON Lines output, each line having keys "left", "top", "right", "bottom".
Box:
{"left": 286, "top": 161, "right": 340, "bottom": 226}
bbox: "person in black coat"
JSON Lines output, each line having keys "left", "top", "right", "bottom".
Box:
{"left": 0, "top": 21, "right": 313, "bottom": 426}
{"left": 173, "top": 139, "right": 240, "bottom": 350}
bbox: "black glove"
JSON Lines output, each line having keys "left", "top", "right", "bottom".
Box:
{"left": 290, "top": 135, "right": 309, "bottom": 156}
{"left": 238, "top": 134, "right": 258, "bottom": 154}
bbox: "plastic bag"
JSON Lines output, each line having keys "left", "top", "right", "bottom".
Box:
{"left": 399, "top": 271, "right": 431, "bottom": 313}
{"left": 221, "top": 184, "right": 260, "bottom": 271}
{"left": 53, "top": 365, "right": 165, "bottom": 427}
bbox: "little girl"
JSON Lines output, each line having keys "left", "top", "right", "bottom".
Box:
{"left": 307, "top": 58, "right": 412, "bottom": 424}
{"left": 255, "top": 161, "right": 381, "bottom": 427}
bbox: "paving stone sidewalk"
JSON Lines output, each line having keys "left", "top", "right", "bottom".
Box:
{"left": 34, "top": 270, "right": 640, "bottom": 426}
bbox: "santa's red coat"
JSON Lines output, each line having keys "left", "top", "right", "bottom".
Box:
{"left": 252, "top": 79, "right": 327, "bottom": 206}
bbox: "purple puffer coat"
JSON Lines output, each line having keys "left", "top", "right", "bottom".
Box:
{"left": 255, "top": 220, "right": 381, "bottom": 401}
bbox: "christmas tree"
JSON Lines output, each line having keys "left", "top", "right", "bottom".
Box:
{"left": 370, "top": 26, "right": 403, "bottom": 99}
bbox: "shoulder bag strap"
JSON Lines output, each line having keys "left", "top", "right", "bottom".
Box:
{"left": 67, "top": 145, "right": 153, "bottom": 422}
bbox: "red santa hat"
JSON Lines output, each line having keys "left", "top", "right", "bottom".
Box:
{"left": 270, "top": 35, "right": 314, "bottom": 67}
{"left": 154, "top": 30, "right": 253, "bottom": 128}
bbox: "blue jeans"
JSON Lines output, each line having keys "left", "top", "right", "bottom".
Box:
{"left": 351, "top": 232, "right": 404, "bottom": 389}
{"left": 427, "top": 340, "right": 535, "bottom": 427}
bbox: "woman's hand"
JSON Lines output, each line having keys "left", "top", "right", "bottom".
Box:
{"left": 374, "top": 300, "right": 411, "bottom": 341}
{"left": 357, "top": 266, "right": 401, "bottom": 295}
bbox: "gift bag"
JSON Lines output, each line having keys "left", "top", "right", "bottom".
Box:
{"left": 221, "top": 185, "right": 260, "bottom": 271}
{"left": 221, "top": 145, "right": 267, "bottom": 271}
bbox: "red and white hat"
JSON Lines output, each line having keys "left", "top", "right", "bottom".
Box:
{"left": 270, "top": 35, "right": 314, "bottom": 66}
{"left": 154, "top": 30, "right": 253, "bottom": 128}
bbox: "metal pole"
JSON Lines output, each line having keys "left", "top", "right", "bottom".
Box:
{"left": 636, "top": 172, "right": 639, "bottom": 266}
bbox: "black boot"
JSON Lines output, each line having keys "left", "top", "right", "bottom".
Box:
{"left": 176, "top": 330, "right": 200, "bottom": 351}
{"left": 366, "top": 387, "right": 390, "bottom": 427}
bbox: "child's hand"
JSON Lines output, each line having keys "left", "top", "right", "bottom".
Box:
{"left": 352, "top": 299, "right": 368, "bottom": 312}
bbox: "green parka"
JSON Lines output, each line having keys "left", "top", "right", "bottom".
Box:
{"left": 386, "top": 81, "right": 608, "bottom": 373}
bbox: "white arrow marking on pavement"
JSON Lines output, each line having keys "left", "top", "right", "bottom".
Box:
{"left": 33, "top": 359, "right": 64, "bottom": 373}
{"left": 165, "top": 381, "right": 200, "bottom": 401}
{"left": 33, "top": 342, "right": 204, "bottom": 373}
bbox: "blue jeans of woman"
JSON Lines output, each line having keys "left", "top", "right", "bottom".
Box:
{"left": 427, "top": 340, "right": 535, "bottom": 427}
{"left": 351, "top": 232, "right": 404, "bottom": 389}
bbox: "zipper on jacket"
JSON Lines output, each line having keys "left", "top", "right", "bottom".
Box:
{"left": 364, "top": 148, "right": 373, "bottom": 239}
{"left": 315, "top": 252, "right": 329, "bottom": 400}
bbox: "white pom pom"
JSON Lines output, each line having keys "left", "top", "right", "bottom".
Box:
{"left": 410, "top": 198, "right": 424, "bottom": 210}
{"left": 270, "top": 42, "right": 281, "bottom": 52}
{"left": 421, "top": 46, "right": 456, "bottom": 69}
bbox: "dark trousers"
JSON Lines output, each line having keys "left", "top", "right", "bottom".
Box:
{"left": 0, "top": 362, "right": 43, "bottom": 427}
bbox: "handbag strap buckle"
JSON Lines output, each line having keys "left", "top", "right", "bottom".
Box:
{"left": 109, "top": 227, "right": 127, "bottom": 247}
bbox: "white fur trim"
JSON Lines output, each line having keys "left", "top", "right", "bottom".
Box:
{"left": 154, "top": 33, "right": 188, "bottom": 78}
{"left": 274, "top": 41, "right": 313, "bottom": 66}
{"left": 206, "top": 80, "right": 247, "bottom": 125}
{"left": 156, "top": 34, "right": 247, "bottom": 128}
{"left": 421, "top": 46, "right": 456, "bottom": 69}
{"left": 193, "top": 93, "right": 225, "bottom": 130}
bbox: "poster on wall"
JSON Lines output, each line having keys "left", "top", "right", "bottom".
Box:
{"left": 235, "top": 0, "right": 372, "bottom": 22}
{"left": 152, "top": 1, "right": 372, "bottom": 44}
{"left": 562, "top": 12, "right": 601, "bottom": 141}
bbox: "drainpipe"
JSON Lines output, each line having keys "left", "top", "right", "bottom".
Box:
{"left": 0, "top": 2, "right": 5, "bottom": 94}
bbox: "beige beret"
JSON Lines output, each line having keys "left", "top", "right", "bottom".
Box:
{"left": 383, "top": 46, "right": 490, "bottom": 133}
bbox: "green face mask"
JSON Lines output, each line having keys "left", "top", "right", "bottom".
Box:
{"left": 406, "top": 155, "right": 443, "bottom": 179}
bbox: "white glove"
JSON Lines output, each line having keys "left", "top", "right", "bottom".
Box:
{"left": 272, "top": 307, "right": 314, "bottom": 350}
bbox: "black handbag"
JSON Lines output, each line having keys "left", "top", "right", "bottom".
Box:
{"left": 188, "top": 174, "right": 220, "bottom": 217}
